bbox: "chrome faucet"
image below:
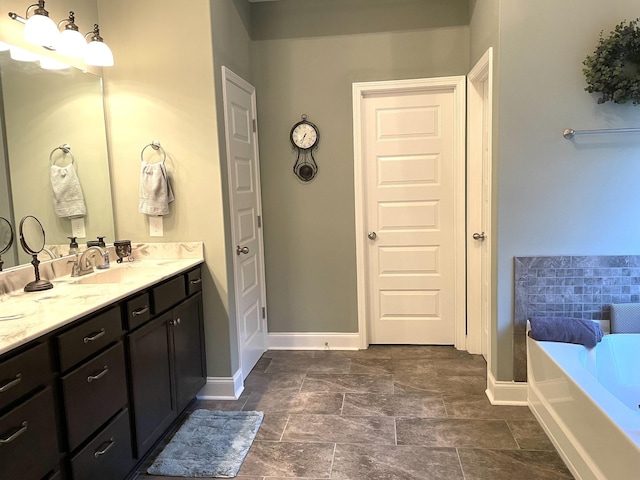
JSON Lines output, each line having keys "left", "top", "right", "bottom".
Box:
{"left": 72, "top": 246, "right": 105, "bottom": 276}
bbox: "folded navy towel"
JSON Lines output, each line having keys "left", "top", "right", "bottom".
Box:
{"left": 529, "top": 317, "right": 604, "bottom": 348}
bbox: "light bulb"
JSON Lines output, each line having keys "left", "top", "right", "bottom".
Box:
{"left": 24, "top": 12, "right": 59, "bottom": 47}
{"left": 84, "top": 40, "right": 114, "bottom": 67}
{"left": 57, "top": 28, "right": 86, "bottom": 58}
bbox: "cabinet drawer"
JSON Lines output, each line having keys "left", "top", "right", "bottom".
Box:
{"left": 57, "top": 307, "right": 122, "bottom": 372}
{"left": 152, "top": 276, "right": 186, "bottom": 314}
{"left": 0, "top": 387, "right": 59, "bottom": 480}
{"left": 0, "top": 342, "right": 51, "bottom": 412}
{"left": 125, "top": 292, "right": 152, "bottom": 330}
{"left": 70, "top": 408, "right": 134, "bottom": 480}
{"left": 61, "top": 342, "right": 128, "bottom": 451}
{"left": 186, "top": 267, "right": 202, "bottom": 296}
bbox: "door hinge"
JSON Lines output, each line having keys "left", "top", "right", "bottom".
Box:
{"left": 252, "top": 119, "right": 257, "bottom": 133}
{"left": 261, "top": 307, "right": 266, "bottom": 319}
{"left": 257, "top": 215, "right": 262, "bottom": 228}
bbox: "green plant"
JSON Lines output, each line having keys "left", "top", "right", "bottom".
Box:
{"left": 583, "top": 19, "right": 640, "bottom": 105}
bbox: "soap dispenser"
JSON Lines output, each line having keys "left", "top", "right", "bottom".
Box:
{"left": 68, "top": 236, "right": 79, "bottom": 255}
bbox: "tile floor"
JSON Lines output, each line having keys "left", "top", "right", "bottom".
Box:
{"left": 136, "top": 346, "right": 574, "bottom": 480}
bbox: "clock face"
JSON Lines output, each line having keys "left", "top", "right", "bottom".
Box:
{"left": 291, "top": 122, "right": 318, "bottom": 149}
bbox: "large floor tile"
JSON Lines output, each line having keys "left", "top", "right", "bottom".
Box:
{"left": 349, "top": 357, "right": 394, "bottom": 374}
{"left": 243, "top": 391, "right": 344, "bottom": 414}
{"left": 390, "top": 345, "right": 473, "bottom": 360}
{"left": 394, "top": 373, "right": 486, "bottom": 395}
{"left": 331, "top": 444, "right": 464, "bottom": 480}
{"left": 507, "top": 419, "right": 557, "bottom": 451}
{"left": 282, "top": 414, "right": 396, "bottom": 444}
{"left": 396, "top": 417, "right": 519, "bottom": 449}
{"left": 389, "top": 358, "right": 438, "bottom": 375}
{"left": 301, "top": 373, "right": 394, "bottom": 393}
{"left": 443, "top": 394, "right": 536, "bottom": 420}
{"left": 254, "top": 413, "right": 289, "bottom": 441}
{"left": 457, "top": 448, "right": 574, "bottom": 479}
{"left": 243, "top": 372, "right": 306, "bottom": 393}
{"left": 237, "top": 441, "right": 334, "bottom": 478}
{"left": 342, "top": 392, "right": 446, "bottom": 418}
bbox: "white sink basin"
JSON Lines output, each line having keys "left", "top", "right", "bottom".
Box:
{"left": 71, "top": 266, "right": 163, "bottom": 285}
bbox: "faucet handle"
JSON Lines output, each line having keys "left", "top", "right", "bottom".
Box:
{"left": 67, "top": 255, "right": 80, "bottom": 277}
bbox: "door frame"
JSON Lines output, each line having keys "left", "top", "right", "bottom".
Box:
{"left": 466, "top": 49, "right": 494, "bottom": 363}
{"left": 221, "top": 66, "right": 268, "bottom": 379}
{"left": 352, "top": 76, "right": 467, "bottom": 350}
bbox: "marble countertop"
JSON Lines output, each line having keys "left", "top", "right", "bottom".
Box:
{"left": 0, "top": 243, "right": 203, "bottom": 356}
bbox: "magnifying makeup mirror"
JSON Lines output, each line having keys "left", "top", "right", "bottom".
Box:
{"left": 19, "top": 215, "right": 53, "bottom": 292}
{"left": 0, "top": 217, "right": 14, "bottom": 272}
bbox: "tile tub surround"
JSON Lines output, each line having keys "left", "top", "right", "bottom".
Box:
{"left": 0, "top": 242, "right": 203, "bottom": 355}
{"left": 136, "top": 347, "right": 573, "bottom": 480}
{"left": 513, "top": 255, "right": 640, "bottom": 381}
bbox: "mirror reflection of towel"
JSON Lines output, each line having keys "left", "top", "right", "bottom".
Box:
{"left": 139, "top": 161, "right": 174, "bottom": 216}
{"left": 50, "top": 164, "right": 87, "bottom": 218}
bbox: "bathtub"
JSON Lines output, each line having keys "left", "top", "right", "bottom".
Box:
{"left": 527, "top": 333, "right": 640, "bottom": 480}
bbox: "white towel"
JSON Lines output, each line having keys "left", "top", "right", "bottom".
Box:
{"left": 139, "top": 161, "right": 174, "bottom": 216}
{"left": 50, "top": 164, "right": 87, "bottom": 218}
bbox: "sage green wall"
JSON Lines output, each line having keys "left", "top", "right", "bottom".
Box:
{"left": 209, "top": 0, "right": 254, "bottom": 374}
{"left": 468, "top": 0, "right": 501, "bottom": 378}
{"left": 252, "top": 26, "right": 470, "bottom": 333}
{"left": 98, "top": 0, "right": 235, "bottom": 377}
{"left": 251, "top": 0, "right": 469, "bottom": 40}
{"left": 495, "top": 0, "right": 640, "bottom": 380}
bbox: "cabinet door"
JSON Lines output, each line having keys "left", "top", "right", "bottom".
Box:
{"left": 0, "top": 387, "right": 59, "bottom": 480}
{"left": 127, "top": 312, "right": 176, "bottom": 458}
{"left": 172, "top": 293, "right": 206, "bottom": 413}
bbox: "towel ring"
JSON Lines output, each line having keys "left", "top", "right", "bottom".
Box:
{"left": 49, "top": 144, "right": 75, "bottom": 166}
{"left": 140, "top": 140, "right": 166, "bottom": 164}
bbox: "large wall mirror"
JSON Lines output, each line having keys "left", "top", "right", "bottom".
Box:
{"left": 0, "top": 47, "right": 115, "bottom": 269}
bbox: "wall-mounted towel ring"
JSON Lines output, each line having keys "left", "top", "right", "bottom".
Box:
{"left": 49, "top": 144, "right": 75, "bottom": 166}
{"left": 140, "top": 140, "right": 166, "bottom": 164}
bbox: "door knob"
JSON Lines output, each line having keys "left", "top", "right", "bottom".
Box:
{"left": 472, "top": 232, "right": 486, "bottom": 241}
{"left": 236, "top": 246, "right": 250, "bottom": 255}
{"left": 368, "top": 232, "right": 377, "bottom": 240}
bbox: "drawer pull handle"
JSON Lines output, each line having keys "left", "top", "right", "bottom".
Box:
{"left": 87, "top": 366, "right": 109, "bottom": 383}
{"left": 190, "top": 278, "right": 202, "bottom": 285}
{"left": 83, "top": 328, "right": 106, "bottom": 344}
{"left": 0, "top": 421, "right": 27, "bottom": 444}
{"left": 132, "top": 306, "right": 149, "bottom": 316}
{"left": 94, "top": 437, "right": 115, "bottom": 458}
{"left": 0, "top": 373, "right": 22, "bottom": 393}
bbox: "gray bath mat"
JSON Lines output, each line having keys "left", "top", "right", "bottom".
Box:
{"left": 147, "top": 409, "right": 264, "bottom": 478}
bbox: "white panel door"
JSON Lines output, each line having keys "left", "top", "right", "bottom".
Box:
{"left": 222, "top": 67, "right": 267, "bottom": 380}
{"left": 363, "top": 89, "right": 456, "bottom": 344}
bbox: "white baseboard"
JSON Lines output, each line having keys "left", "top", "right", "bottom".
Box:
{"left": 268, "top": 332, "right": 361, "bottom": 350}
{"left": 197, "top": 369, "right": 244, "bottom": 400}
{"left": 485, "top": 370, "right": 528, "bottom": 405}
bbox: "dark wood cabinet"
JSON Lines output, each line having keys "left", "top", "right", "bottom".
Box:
{"left": 128, "top": 290, "right": 206, "bottom": 458}
{"left": 0, "top": 264, "right": 205, "bottom": 480}
{"left": 127, "top": 312, "right": 176, "bottom": 458}
{"left": 0, "top": 387, "right": 59, "bottom": 480}
{"left": 173, "top": 293, "right": 206, "bottom": 413}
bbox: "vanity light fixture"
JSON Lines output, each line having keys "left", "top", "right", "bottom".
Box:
{"left": 56, "top": 11, "right": 86, "bottom": 58}
{"left": 84, "top": 24, "right": 114, "bottom": 67}
{"left": 8, "top": 1, "right": 59, "bottom": 48}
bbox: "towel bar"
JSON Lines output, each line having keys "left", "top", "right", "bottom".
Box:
{"left": 563, "top": 127, "right": 640, "bottom": 139}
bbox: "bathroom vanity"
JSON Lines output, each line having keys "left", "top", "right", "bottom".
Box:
{"left": 0, "top": 245, "right": 205, "bottom": 480}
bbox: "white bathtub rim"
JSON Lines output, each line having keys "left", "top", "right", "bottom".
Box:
{"left": 534, "top": 338, "right": 640, "bottom": 447}
{"left": 528, "top": 376, "right": 607, "bottom": 480}
{"left": 527, "top": 335, "right": 640, "bottom": 480}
